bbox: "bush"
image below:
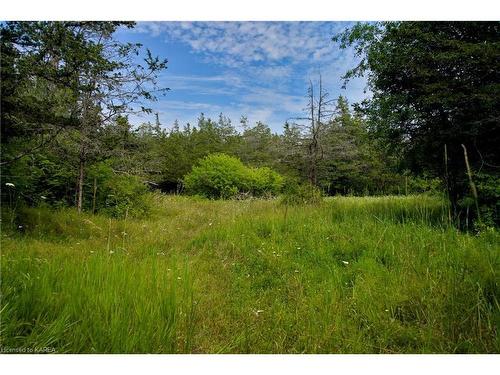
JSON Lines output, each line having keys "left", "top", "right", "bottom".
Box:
{"left": 183, "top": 153, "right": 283, "bottom": 199}
{"left": 87, "top": 162, "right": 152, "bottom": 218}
{"left": 249, "top": 167, "right": 284, "bottom": 197}
{"left": 474, "top": 172, "right": 499, "bottom": 228}
{"left": 280, "top": 179, "right": 323, "bottom": 205}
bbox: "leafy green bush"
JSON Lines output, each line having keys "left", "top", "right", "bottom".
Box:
{"left": 475, "top": 172, "right": 499, "bottom": 228}
{"left": 87, "top": 162, "right": 152, "bottom": 218}
{"left": 405, "top": 174, "right": 443, "bottom": 194}
{"left": 183, "top": 153, "right": 283, "bottom": 199}
{"left": 249, "top": 167, "right": 284, "bottom": 197}
{"left": 280, "top": 179, "right": 323, "bottom": 205}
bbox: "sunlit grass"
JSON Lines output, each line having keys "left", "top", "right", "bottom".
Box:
{"left": 1, "top": 195, "right": 499, "bottom": 353}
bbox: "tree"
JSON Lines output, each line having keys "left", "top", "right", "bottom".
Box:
{"left": 319, "top": 96, "right": 395, "bottom": 195}
{"left": 237, "top": 121, "right": 277, "bottom": 167}
{"left": 1, "top": 22, "right": 169, "bottom": 212}
{"left": 291, "top": 75, "right": 335, "bottom": 185}
{"left": 1, "top": 22, "right": 83, "bottom": 165}
{"left": 334, "top": 22, "right": 500, "bottom": 224}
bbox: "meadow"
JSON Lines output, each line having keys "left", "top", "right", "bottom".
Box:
{"left": 1, "top": 194, "right": 499, "bottom": 353}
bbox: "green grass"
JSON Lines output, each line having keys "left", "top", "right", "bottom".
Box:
{"left": 1, "top": 194, "right": 499, "bottom": 353}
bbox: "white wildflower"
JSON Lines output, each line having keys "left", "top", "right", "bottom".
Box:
{"left": 109, "top": 250, "right": 114, "bottom": 254}
{"left": 40, "top": 196, "right": 47, "bottom": 200}
{"left": 5, "top": 183, "right": 15, "bottom": 187}
{"left": 253, "top": 309, "right": 264, "bottom": 316}
{"left": 177, "top": 276, "right": 181, "bottom": 280}
{"left": 342, "top": 261, "right": 349, "bottom": 265}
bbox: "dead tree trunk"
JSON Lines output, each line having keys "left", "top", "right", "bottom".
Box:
{"left": 76, "top": 144, "right": 85, "bottom": 213}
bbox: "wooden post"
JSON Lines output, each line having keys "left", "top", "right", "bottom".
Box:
{"left": 77, "top": 157, "right": 84, "bottom": 213}
{"left": 444, "top": 144, "right": 452, "bottom": 225}
{"left": 92, "top": 177, "right": 97, "bottom": 214}
{"left": 461, "top": 144, "right": 481, "bottom": 223}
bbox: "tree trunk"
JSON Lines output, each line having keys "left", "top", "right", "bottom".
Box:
{"left": 92, "top": 177, "right": 97, "bottom": 214}
{"left": 76, "top": 147, "right": 85, "bottom": 213}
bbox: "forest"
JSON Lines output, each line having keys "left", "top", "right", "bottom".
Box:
{"left": 1, "top": 21, "right": 499, "bottom": 354}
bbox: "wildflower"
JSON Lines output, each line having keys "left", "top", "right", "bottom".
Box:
{"left": 76, "top": 242, "right": 80, "bottom": 245}
{"left": 167, "top": 268, "right": 172, "bottom": 271}
{"left": 109, "top": 250, "right": 114, "bottom": 254}
{"left": 90, "top": 251, "right": 94, "bottom": 254}
{"left": 5, "top": 183, "right": 15, "bottom": 187}
{"left": 296, "top": 247, "right": 301, "bottom": 250}
{"left": 342, "top": 261, "right": 349, "bottom": 265}
{"left": 177, "top": 276, "right": 182, "bottom": 280}
{"left": 40, "top": 196, "right": 47, "bottom": 200}
{"left": 121, "top": 232, "right": 127, "bottom": 236}
{"left": 294, "top": 270, "right": 299, "bottom": 273}
{"left": 208, "top": 222, "right": 213, "bottom": 226}
{"left": 385, "top": 309, "right": 389, "bottom": 312}
{"left": 253, "top": 309, "right": 264, "bottom": 316}
{"left": 18, "top": 225, "right": 23, "bottom": 229}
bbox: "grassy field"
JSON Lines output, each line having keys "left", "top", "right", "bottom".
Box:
{"left": 1, "top": 195, "right": 499, "bottom": 353}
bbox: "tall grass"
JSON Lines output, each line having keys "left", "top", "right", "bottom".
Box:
{"left": 1, "top": 195, "right": 498, "bottom": 353}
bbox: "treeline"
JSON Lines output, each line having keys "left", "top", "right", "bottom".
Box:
{"left": 1, "top": 102, "right": 416, "bottom": 209}
{"left": 1, "top": 21, "right": 498, "bottom": 228}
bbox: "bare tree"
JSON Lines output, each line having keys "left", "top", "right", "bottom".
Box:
{"left": 291, "top": 74, "right": 335, "bottom": 185}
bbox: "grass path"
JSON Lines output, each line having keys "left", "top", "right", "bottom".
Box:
{"left": 1, "top": 195, "right": 499, "bottom": 353}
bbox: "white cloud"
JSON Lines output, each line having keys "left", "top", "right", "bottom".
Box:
{"left": 137, "top": 21, "right": 349, "bottom": 67}
{"left": 128, "top": 22, "right": 370, "bottom": 133}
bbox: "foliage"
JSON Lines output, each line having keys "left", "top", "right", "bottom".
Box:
{"left": 87, "top": 162, "right": 152, "bottom": 218}
{"left": 0, "top": 21, "right": 168, "bottom": 212}
{"left": 334, "top": 21, "right": 500, "bottom": 224}
{"left": 183, "top": 153, "right": 283, "bottom": 199}
{"left": 280, "top": 179, "right": 323, "bottom": 205}
{"left": 473, "top": 172, "right": 500, "bottom": 228}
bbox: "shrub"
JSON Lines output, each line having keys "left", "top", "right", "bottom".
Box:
{"left": 280, "top": 179, "right": 323, "bottom": 205}
{"left": 183, "top": 153, "right": 283, "bottom": 199}
{"left": 249, "top": 167, "right": 284, "bottom": 197}
{"left": 87, "top": 162, "right": 152, "bottom": 218}
{"left": 474, "top": 172, "right": 499, "bottom": 229}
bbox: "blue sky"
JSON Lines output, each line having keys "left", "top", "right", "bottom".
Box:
{"left": 116, "top": 22, "right": 369, "bottom": 133}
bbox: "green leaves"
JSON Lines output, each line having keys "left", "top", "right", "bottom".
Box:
{"left": 335, "top": 22, "right": 500, "bottom": 226}
{"left": 183, "top": 153, "right": 283, "bottom": 199}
